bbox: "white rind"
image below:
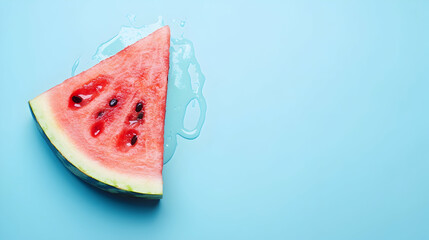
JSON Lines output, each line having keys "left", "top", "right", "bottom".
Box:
{"left": 30, "top": 93, "right": 162, "bottom": 197}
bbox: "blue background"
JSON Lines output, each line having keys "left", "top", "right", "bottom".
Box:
{"left": 1, "top": 1, "right": 429, "bottom": 239}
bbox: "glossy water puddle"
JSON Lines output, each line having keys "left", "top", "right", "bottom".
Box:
{"left": 71, "top": 15, "right": 206, "bottom": 164}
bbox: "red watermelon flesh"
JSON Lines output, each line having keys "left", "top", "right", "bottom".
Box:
{"left": 29, "top": 26, "right": 170, "bottom": 198}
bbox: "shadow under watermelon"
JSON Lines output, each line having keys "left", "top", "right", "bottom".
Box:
{"left": 29, "top": 119, "right": 160, "bottom": 210}
{"left": 75, "top": 178, "right": 160, "bottom": 208}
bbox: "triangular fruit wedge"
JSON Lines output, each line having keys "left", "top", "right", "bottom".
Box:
{"left": 29, "top": 26, "right": 170, "bottom": 199}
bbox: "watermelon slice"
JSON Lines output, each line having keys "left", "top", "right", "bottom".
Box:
{"left": 29, "top": 26, "right": 170, "bottom": 199}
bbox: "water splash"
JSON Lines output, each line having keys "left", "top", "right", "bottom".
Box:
{"left": 93, "top": 17, "right": 164, "bottom": 62}
{"left": 71, "top": 16, "right": 206, "bottom": 164}
{"left": 71, "top": 58, "right": 80, "bottom": 77}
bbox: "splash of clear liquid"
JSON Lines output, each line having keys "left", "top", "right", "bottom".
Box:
{"left": 71, "top": 16, "right": 206, "bottom": 164}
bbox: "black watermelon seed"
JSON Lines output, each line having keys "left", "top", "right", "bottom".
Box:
{"left": 97, "top": 111, "right": 104, "bottom": 118}
{"left": 137, "top": 112, "right": 144, "bottom": 120}
{"left": 135, "top": 102, "right": 143, "bottom": 112}
{"left": 109, "top": 98, "right": 118, "bottom": 107}
{"left": 72, "top": 96, "right": 82, "bottom": 103}
{"left": 131, "top": 135, "right": 138, "bottom": 145}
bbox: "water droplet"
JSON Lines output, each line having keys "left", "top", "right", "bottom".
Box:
{"left": 127, "top": 13, "right": 136, "bottom": 26}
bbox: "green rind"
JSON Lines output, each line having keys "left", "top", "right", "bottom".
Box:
{"left": 29, "top": 102, "right": 162, "bottom": 199}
